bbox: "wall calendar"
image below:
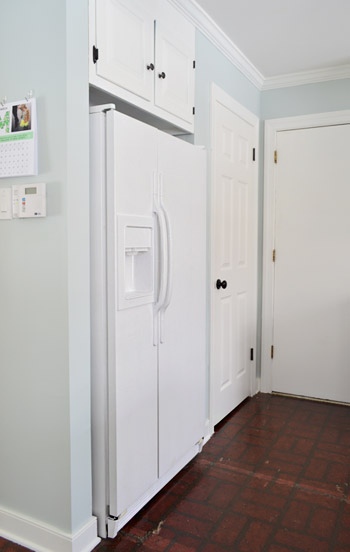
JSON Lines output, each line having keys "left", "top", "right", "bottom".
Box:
{"left": 0, "top": 97, "right": 38, "bottom": 178}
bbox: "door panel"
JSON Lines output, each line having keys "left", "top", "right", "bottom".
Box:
{"left": 107, "top": 112, "right": 158, "bottom": 517}
{"left": 95, "top": 0, "right": 154, "bottom": 101}
{"left": 154, "top": 18, "right": 195, "bottom": 124}
{"left": 273, "top": 124, "right": 350, "bottom": 403}
{"left": 157, "top": 134, "right": 206, "bottom": 478}
{"left": 212, "top": 100, "right": 256, "bottom": 426}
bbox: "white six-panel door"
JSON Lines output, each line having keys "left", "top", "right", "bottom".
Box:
{"left": 272, "top": 124, "right": 350, "bottom": 403}
{"left": 211, "top": 86, "right": 258, "bottom": 427}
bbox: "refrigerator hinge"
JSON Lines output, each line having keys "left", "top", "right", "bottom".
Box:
{"left": 106, "top": 506, "right": 127, "bottom": 536}
{"left": 108, "top": 505, "right": 127, "bottom": 521}
{"left": 107, "top": 517, "right": 118, "bottom": 538}
{"left": 92, "top": 45, "right": 99, "bottom": 64}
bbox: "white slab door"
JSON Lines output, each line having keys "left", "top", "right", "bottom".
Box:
{"left": 272, "top": 124, "right": 350, "bottom": 403}
{"left": 106, "top": 112, "right": 158, "bottom": 518}
{"left": 211, "top": 87, "right": 258, "bottom": 426}
{"left": 157, "top": 134, "right": 206, "bottom": 477}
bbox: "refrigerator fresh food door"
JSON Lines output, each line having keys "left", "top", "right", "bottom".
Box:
{"left": 157, "top": 133, "right": 206, "bottom": 478}
{"left": 106, "top": 111, "right": 159, "bottom": 518}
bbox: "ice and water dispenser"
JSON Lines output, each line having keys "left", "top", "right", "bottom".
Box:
{"left": 117, "top": 215, "right": 154, "bottom": 309}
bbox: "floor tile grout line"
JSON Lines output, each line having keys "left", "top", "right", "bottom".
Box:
{"left": 293, "top": 394, "right": 340, "bottom": 493}
{"left": 196, "top": 456, "right": 349, "bottom": 505}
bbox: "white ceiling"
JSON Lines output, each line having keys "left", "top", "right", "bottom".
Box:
{"left": 194, "top": 0, "right": 350, "bottom": 78}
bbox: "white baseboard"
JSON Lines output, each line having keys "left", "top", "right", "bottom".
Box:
{"left": 0, "top": 508, "right": 100, "bottom": 552}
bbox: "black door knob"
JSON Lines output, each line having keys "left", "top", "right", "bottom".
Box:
{"left": 158, "top": 71, "right": 166, "bottom": 79}
{"left": 147, "top": 63, "right": 154, "bottom": 71}
{"left": 216, "top": 279, "right": 227, "bottom": 290}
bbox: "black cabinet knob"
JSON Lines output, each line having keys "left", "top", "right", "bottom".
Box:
{"left": 147, "top": 63, "right": 154, "bottom": 71}
{"left": 216, "top": 279, "right": 227, "bottom": 290}
{"left": 158, "top": 71, "right": 166, "bottom": 79}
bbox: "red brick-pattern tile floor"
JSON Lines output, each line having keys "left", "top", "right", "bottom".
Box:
{"left": 2, "top": 394, "right": 349, "bottom": 551}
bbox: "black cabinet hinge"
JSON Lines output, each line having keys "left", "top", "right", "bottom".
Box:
{"left": 193, "top": 60, "right": 196, "bottom": 69}
{"left": 252, "top": 148, "right": 256, "bottom": 161}
{"left": 192, "top": 106, "right": 195, "bottom": 115}
{"left": 93, "top": 45, "right": 99, "bottom": 64}
{"left": 250, "top": 348, "right": 254, "bottom": 361}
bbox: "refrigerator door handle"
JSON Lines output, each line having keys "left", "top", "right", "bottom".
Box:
{"left": 153, "top": 196, "right": 168, "bottom": 345}
{"left": 160, "top": 202, "right": 173, "bottom": 344}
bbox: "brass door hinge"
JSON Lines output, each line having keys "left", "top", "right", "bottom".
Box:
{"left": 272, "top": 249, "right": 276, "bottom": 262}
{"left": 271, "top": 345, "right": 274, "bottom": 359}
{"left": 274, "top": 150, "right": 277, "bottom": 164}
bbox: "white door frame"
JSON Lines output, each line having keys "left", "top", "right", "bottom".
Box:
{"left": 209, "top": 83, "right": 259, "bottom": 434}
{"left": 261, "top": 109, "right": 350, "bottom": 393}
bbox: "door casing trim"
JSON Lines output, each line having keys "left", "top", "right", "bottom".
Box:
{"left": 261, "top": 110, "right": 350, "bottom": 393}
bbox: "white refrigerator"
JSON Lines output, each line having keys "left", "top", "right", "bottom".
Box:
{"left": 90, "top": 106, "right": 206, "bottom": 538}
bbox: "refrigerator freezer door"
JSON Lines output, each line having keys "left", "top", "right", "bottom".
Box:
{"left": 106, "top": 111, "right": 159, "bottom": 518}
{"left": 157, "top": 134, "right": 206, "bottom": 478}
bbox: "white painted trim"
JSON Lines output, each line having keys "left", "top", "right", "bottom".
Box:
{"left": 167, "top": 0, "right": 350, "bottom": 91}
{"left": 0, "top": 509, "right": 100, "bottom": 552}
{"left": 167, "top": 0, "right": 264, "bottom": 90}
{"left": 262, "top": 64, "right": 350, "bottom": 90}
{"left": 261, "top": 110, "right": 350, "bottom": 393}
{"left": 209, "top": 84, "right": 259, "bottom": 434}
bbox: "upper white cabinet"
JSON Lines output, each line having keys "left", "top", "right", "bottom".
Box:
{"left": 95, "top": 0, "right": 155, "bottom": 102}
{"left": 154, "top": 6, "right": 195, "bottom": 124}
{"left": 90, "top": 0, "right": 195, "bottom": 133}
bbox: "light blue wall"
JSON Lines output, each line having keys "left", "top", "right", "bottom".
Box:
{"left": 194, "top": 31, "right": 260, "bottom": 148}
{"left": 0, "top": 0, "right": 91, "bottom": 537}
{"left": 262, "top": 78, "right": 350, "bottom": 119}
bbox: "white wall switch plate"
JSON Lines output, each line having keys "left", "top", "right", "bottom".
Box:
{"left": 0, "top": 188, "right": 12, "bottom": 219}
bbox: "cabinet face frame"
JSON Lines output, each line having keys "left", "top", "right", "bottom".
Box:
{"left": 89, "top": 0, "right": 195, "bottom": 134}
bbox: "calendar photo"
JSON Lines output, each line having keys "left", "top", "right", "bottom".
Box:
{"left": 12, "top": 102, "right": 32, "bottom": 133}
{"left": 0, "top": 97, "right": 38, "bottom": 178}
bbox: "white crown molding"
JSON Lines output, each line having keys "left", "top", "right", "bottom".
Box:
{"left": 262, "top": 64, "right": 350, "bottom": 90}
{"left": 0, "top": 508, "right": 100, "bottom": 552}
{"left": 167, "top": 0, "right": 350, "bottom": 91}
{"left": 167, "top": 0, "right": 265, "bottom": 90}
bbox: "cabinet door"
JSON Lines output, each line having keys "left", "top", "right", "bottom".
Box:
{"left": 95, "top": 0, "right": 154, "bottom": 101}
{"left": 154, "top": 12, "right": 195, "bottom": 124}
